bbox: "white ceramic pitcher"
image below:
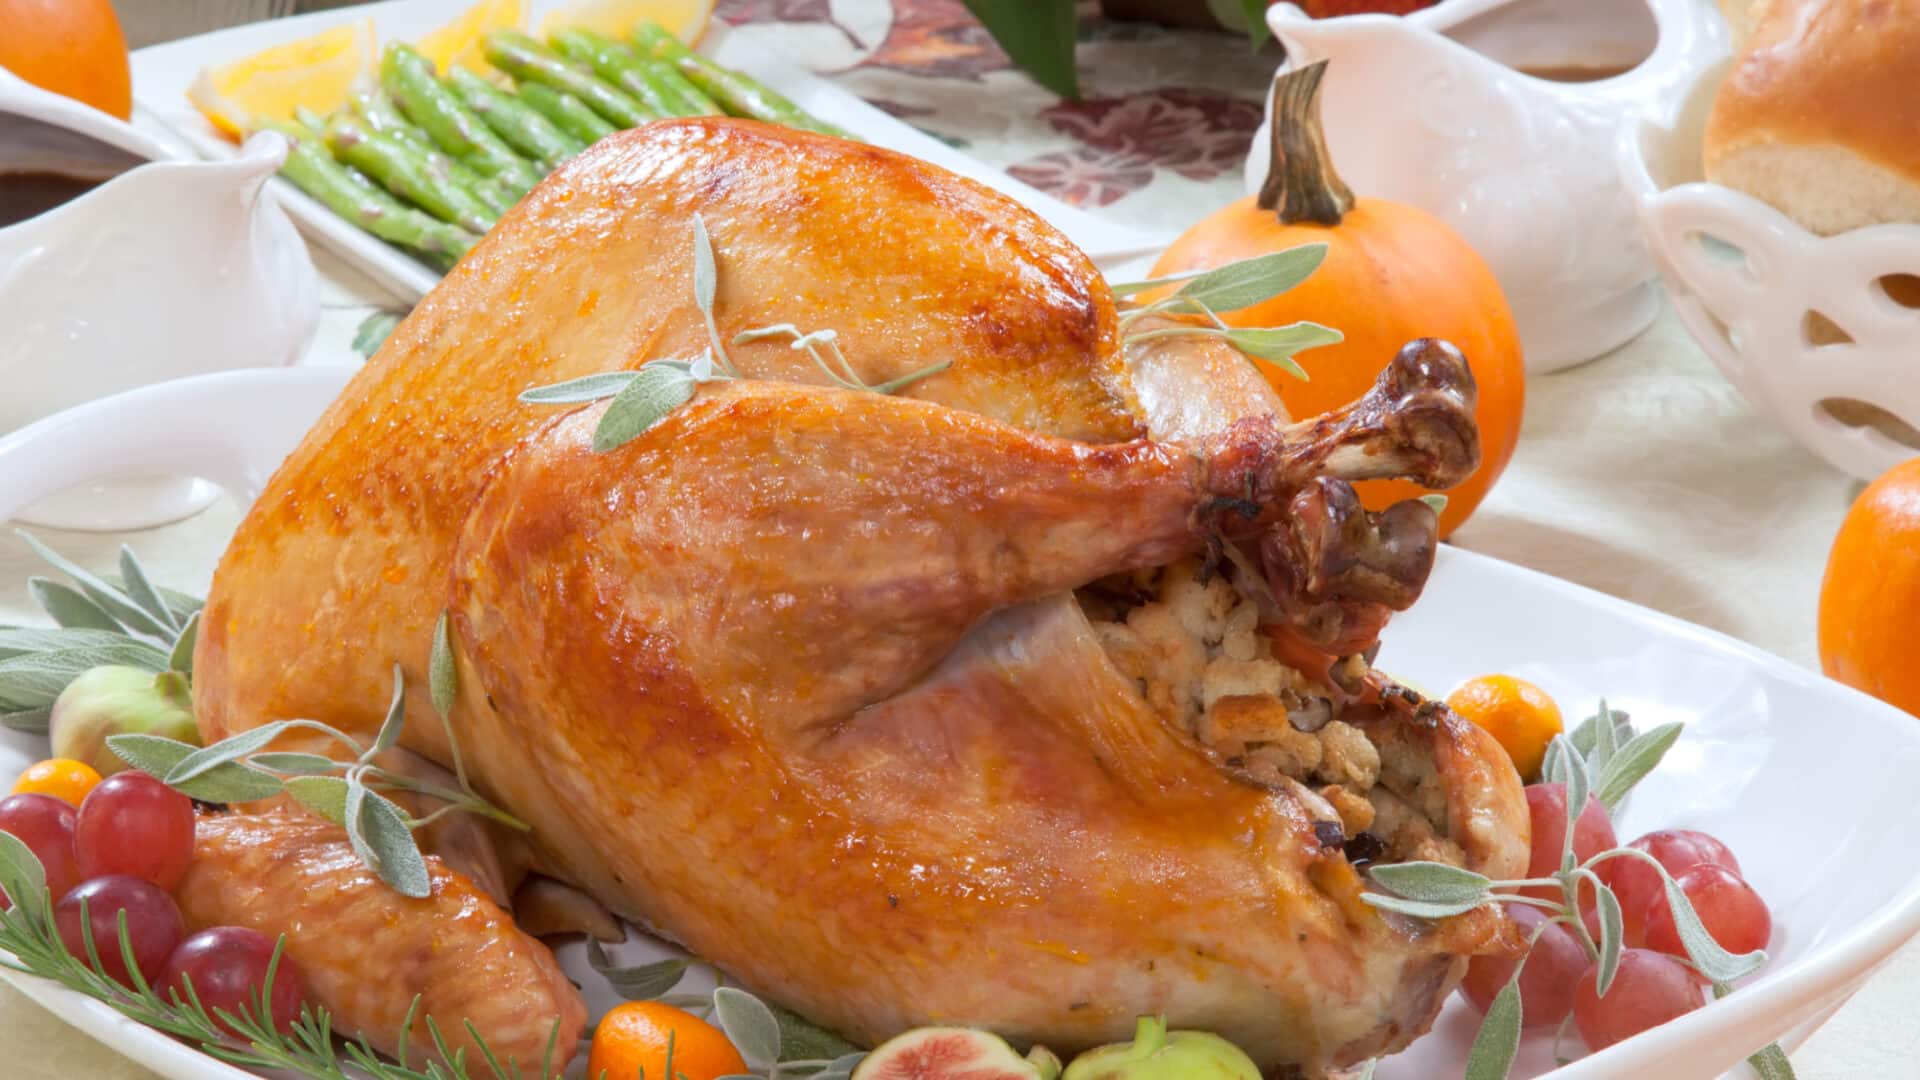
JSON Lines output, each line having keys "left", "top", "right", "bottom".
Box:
{"left": 0, "top": 67, "right": 318, "bottom": 530}
{"left": 1245, "top": 0, "right": 1726, "bottom": 373}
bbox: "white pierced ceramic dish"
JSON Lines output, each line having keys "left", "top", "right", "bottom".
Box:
{"left": 1247, "top": 0, "right": 1727, "bottom": 373}
{"left": 128, "top": 1, "right": 1169, "bottom": 300}
{"left": 2, "top": 368, "right": 1920, "bottom": 1077}
{"left": 1620, "top": 59, "right": 1920, "bottom": 483}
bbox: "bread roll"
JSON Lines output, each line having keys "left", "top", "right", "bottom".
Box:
{"left": 1704, "top": 0, "right": 1920, "bottom": 234}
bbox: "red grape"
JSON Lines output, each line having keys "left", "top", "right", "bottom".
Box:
{"left": 1597, "top": 830, "right": 1741, "bottom": 946}
{"left": 1642, "top": 864, "right": 1772, "bottom": 959}
{"left": 1460, "top": 904, "right": 1592, "bottom": 1027}
{"left": 75, "top": 771, "right": 195, "bottom": 891}
{"left": 162, "top": 927, "right": 307, "bottom": 1036}
{"left": 1520, "top": 784, "right": 1617, "bottom": 901}
{"left": 1573, "top": 949, "right": 1704, "bottom": 1050}
{"left": 0, "top": 793, "right": 82, "bottom": 906}
{"left": 55, "top": 875, "right": 184, "bottom": 987}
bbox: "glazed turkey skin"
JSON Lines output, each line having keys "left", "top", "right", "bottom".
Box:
{"left": 194, "top": 119, "right": 1528, "bottom": 1077}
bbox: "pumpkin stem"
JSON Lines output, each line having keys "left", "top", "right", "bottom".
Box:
{"left": 1256, "top": 60, "right": 1356, "bottom": 227}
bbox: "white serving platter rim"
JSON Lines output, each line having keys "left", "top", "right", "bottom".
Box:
{"left": 127, "top": 0, "right": 1173, "bottom": 300}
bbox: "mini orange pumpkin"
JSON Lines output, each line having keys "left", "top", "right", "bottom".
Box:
{"left": 1148, "top": 62, "right": 1524, "bottom": 539}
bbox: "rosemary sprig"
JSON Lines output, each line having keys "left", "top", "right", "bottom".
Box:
{"left": 1, "top": 533, "right": 202, "bottom": 733}
{"left": 0, "top": 830, "right": 561, "bottom": 1080}
{"left": 519, "top": 214, "right": 949, "bottom": 453}
{"left": 1110, "top": 244, "right": 1342, "bottom": 381}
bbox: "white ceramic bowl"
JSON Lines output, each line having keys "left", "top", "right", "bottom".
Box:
{"left": 1621, "top": 59, "right": 1920, "bottom": 483}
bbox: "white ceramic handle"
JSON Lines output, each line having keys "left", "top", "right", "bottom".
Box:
{"left": 0, "top": 366, "right": 356, "bottom": 526}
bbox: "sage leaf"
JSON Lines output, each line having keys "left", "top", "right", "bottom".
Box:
{"left": 165, "top": 720, "right": 295, "bottom": 785}
{"left": 518, "top": 372, "right": 639, "bottom": 404}
{"left": 18, "top": 533, "right": 172, "bottom": 640}
{"left": 0, "top": 627, "right": 129, "bottom": 660}
{"left": 1418, "top": 494, "right": 1449, "bottom": 516}
{"left": 430, "top": 611, "right": 457, "bottom": 719}
{"left": 1172, "top": 244, "right": 1327, "bottom": 313}
{"left": 346, "top": 781, "right": 431, "bottom": 898}
{"left": 1463, "top": 976, "right": 1522, "bottom": 1080}
{"left": 692, "top": 215, "right": 717, "bottom": 316}
{"left": 0, "top": 641, "right": 170, "bottom": 708}
{"left": 1541, "top": 737, "right": 1573, "bottom": 788}
{"left": 1359, "top": 892, "right": 1489, "bottom": 919}
{"left": 1659, "top": 865, "right": 1764, "bottom": 982}
{"left": 1592, "top": 875, "right": 1625, "bottom": 996}
{"left": 1367, "top": 861, "right": 1491, "bottom": 906}
{"left": 368, "top": 664, "right": 407, "bottom": 757}
{"left": 1225, "top": 322, "right": 1342, "bottom": 380}
{"left": 28, "top": 578, "right": 122, "bottom": 633}
{"left": 0, "top": 827, "right": 50, "bottom": 924}
{"left": 714, "top": 987, "right": 782, "bottom": 1067}
{"left": 1555, "top": 734, "right": 1590, "bottom": 872}
{"left": 118, "top": 546, "right": 180, "bottom": 636}
{"left": 250, "top": 752, "right": 340, "bottom": 775}
{"left": 1109, "top": 267, "right": 1210, "bottom": 297}
{"left": 1, "top": 705, "right": 52, "bottom": 734}
{"left": 168, "top": 612, "right": 200, "bottom": 676}
{"left": 1593, "top": 722, "right": 1683, "bottom": 812}
{"left": 352, "top": 310, "right": 403, "bottom": 359}
{"left": 592, "top": 363, "right": 696, "bottom": 453}
{"left": 1746, "top": 1041, "right": 1797, "bottom": 1080}
{"left": 1586, "top": 697, "right": 1622, "bottom": 788}
{"left": 770, "top": 1000, "right": 862, "bottom": 1062}
{"left": 166, "top": 760, "right": 286, "bottom": 805}
{"left": 585, "top": 938, "right": 688, "bottom": 999}
{"left": 284, "top": 775, "right": 350, "bottom": 825}
{"left": 1571, "top": 704, "right": 1634, "bottom": 760}
{"left": 108, "top": 733, "right": 199, "bottom": 776}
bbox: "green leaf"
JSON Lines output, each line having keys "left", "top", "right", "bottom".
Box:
{"left": 368, "top": 664, "right": 407, "bottom": 758}
{"left": 518, "top": 372, "right": 639, "bottom": 404}
{"left": 250, "top": 752, "right": 341, "bottom": 775}
{"left": 0, "top": 627, "right": 130, "bottom": 660}
{"left": 118, "top": 547, "right": 180, "bottom": 636}
{"left": 165, "top": 720, "right": 295, "bottom": 785}
{"left": 592, "top": 363, "right": 696, "bottom": 452}
{"left": 430, "top": 611, "right": 457, "bottom": 719}
{"left": 1359, "top": 892, "right": 1489, "bottom": 919}
{"left": 960, "top": 0, "right": 1079, "bottom": 99}
{"left": 713, "top": 987, "right": 781, "bottom": 1068}
{"left": 17, "top": 533, "right": 173, "bottom": 640}
{"left": 585, "top": 938, "right": 688, "bottom": 1000}
{"left": 1656, "top": 860, "right": 1764, "bottom": 982}
{"left": 1585, "top": 696, "right": 1621, "bottom": 788}
{"left": 108, "top": 732, "right": 199, "bottom": 775}
{"left": 168, "top": 612, "right": 200, "bottom": 676}
{"left": 170, "top": 761, "right": 286, "bottom": 805}
{"left": 1366, "top": 861, "right": 1491, "bottom": 906}
{"left": 1747, "top": 1041, "right": 1797, "bottom": 1080}
{"left": 1463, "top": 975, "right": 1522, "bottom": 1080}
{"left": 1, "top": 705, "right": 52, "bottom": 733}
{"left": 0, "top": 641, "right": 171, "bottom": 709}
{"left": 1418, "top": 494, "right": 1449, "bottom": 516}
{"left": 1239, "top": 0, "right": 1270, "bottom": 47}
{"left": 1171, "top": 244, "right": 1328, "bottom": 314}
{"left": 1570, "top": 703, "right": 1634, "bottom": 760}
{"left": 1551, "top": 733, "right": 1589, "bottom": 874}
{"left": 692, "top": 215, "right": 718, "bottom": 317}
{"left": 1592, "top": 876, "right": 1625, "bottom": 996}
{"left": 345, "top": 781, "right": 431, "bottom": 898}
{"left": 1109, "top": 267, "right": 1210, "bottom": 297}
{"left": 352, "top": 310, "right": 404, "bottom": 360}
{"left": 1593, "top": 722, "right": 1683, "bottom": 812}
{"left": 1224, "top": 322, "right": 1341, "bottom": 380}
{"left": 284, "top": 775, "right": 350, "bottom": 825}
{"left": 0, "top": 826, "right": 51, "bottom": 924}
{"left": 28, "top": 578, "right": 123, "bottom": 633}
{"left": 770, "top": 1002, "right": 862, "bottom": 1062}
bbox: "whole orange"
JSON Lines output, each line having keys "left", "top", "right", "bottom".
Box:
{"left": 1147, "top": 63, "right": 1522, "bottom": 539}
{"left": 0, "top": 0, "right": 132, "bottom": 120}
{"left": 1446, "top": 674, "right": 1562, "bottom": 781}
{"left": 1820, "top": 458, "right": 1920, "bottom": 715}
{"left": 588, "top": 1001, "right": 747, "bottom": 1080}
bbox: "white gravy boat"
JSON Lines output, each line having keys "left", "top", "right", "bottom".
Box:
{"left": 1246, "top": 0, "right": 1726, "bottom": 372}
{"left": 0, "top": 67, "right": 318, "bottom": 531}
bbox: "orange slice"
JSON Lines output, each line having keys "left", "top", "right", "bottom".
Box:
{"left": 538, "top": 0, "right": 715, "bottom": 45}
{"left": 416, "top": 0, "right": 527, "bottom": 76}
{"left": 186, "top": 19, "right": 376, "bottom": 139}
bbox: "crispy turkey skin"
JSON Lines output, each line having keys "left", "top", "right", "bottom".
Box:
{"left": 194, "top": 119, "right": 1527, "bottom": 1076}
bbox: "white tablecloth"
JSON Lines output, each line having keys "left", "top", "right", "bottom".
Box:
{"left": 4, "top": 1, "right": 1915, "bottom": 1074}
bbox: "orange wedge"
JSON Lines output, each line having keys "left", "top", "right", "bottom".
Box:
{"left": 416, "top": 0, "right": 527, "bottom": 76}
{"left": 187, "top": 19, "right": 376, "bottom": 139}
{"left": 538, "top": 0, "right": 715, "bottom": 45}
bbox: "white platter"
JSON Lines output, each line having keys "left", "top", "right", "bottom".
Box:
{"left": 128, "top": 1, "right": 1171, "bottom": 300}
{"left": 4, "top": 367, "right": 1920, "bottom": 1079}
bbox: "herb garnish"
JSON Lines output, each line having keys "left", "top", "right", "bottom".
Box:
{"left": 1110, "top": 244, "right": 1342, "bottom": 381}
{"left": 1361, "top": 704, "right": 1797, "bottom": 1079}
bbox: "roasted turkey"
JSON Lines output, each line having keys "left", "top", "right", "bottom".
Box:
{"left": 192, "top": 119, "right": 1528, "bottom": 1077}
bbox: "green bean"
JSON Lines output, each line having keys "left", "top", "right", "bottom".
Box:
{"left": 324, "top": 113, "right": 498, "bottom": 235}
{"left": 447, "top": 66, "right": 585, "bottom": 169}
{"left": 381, "top": 42, "right": 542, "bottom": 194}
{"left": 629, "top": 21, "right": 852, "bottom": 138}
{"left": 548, "top": 27, "right": 716, "bottom": 117}
{"left": 482, "top": 30, "right": 657, "bottom": 128}
{"left": 260, "top": 119, "right": 477, "bottom": 267}
{"left": 515, "top": 81, "right": 618, "bottom": 144}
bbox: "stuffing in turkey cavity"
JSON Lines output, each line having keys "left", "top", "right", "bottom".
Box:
{"left": 1079, "top": 556, "right": 1453, "bottom": 865}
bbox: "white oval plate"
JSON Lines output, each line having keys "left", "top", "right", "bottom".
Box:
{"left": 3, "top": 369, "right": 1917, "bottom": 1079}
{"left": 126, "top": 0, "right": 1171, "bottom": 300}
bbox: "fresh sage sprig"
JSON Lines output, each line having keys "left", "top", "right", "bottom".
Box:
{"left": 1360, "top": 706, "right": 1795, "bottom": 1078}
{"left": 1110, "top": 244, "right": 1342, "bottom": 381}
{"left": 104, "top": 663, "right": 525, "bottom": 899}
{"left": 520, "top": 215, "right": 949, "bottom": 454}
{"left": 0, "top": 533, "right": 201, "bottom": 733}
{"left": 0, "top": 831, "right": 562, "bottom": 1080}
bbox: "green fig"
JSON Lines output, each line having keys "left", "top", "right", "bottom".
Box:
{"left": 1061, "top": 1017, "right": 1261, "bottom": 1080}
{"left": 853, "top": 1028, "right": 1052, "bottom": 1080}
{"left": 48, "top": 665, "right": 198, "bottom": 776}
